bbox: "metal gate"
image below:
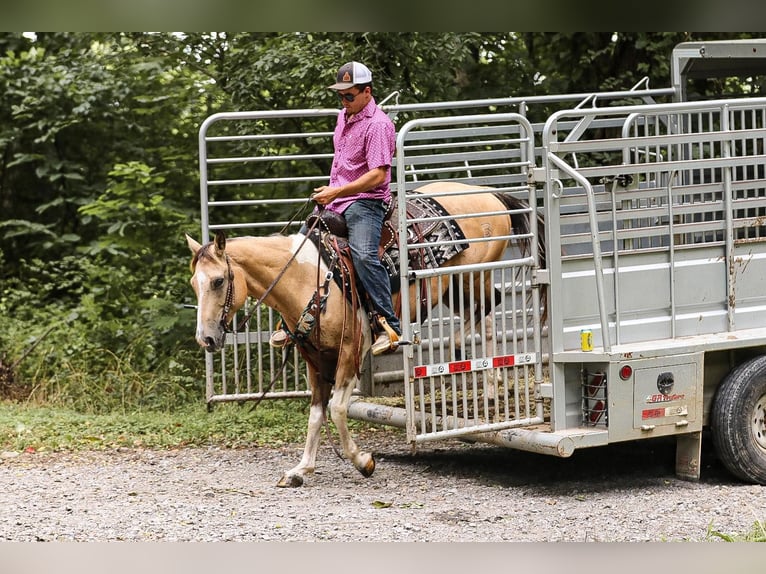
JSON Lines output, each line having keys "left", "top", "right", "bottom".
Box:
{"left": 197, "top": 109, "right": 341, "bottom": 404}
{"left": 196, "top": 84, "right": 673, "bottom": 411}
{"left": 392, "top": 113, "right": 545, "bottom": 443}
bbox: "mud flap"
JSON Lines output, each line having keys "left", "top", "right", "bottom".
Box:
{"left": 675, "top": 431, "right": 702, "bottom": 481}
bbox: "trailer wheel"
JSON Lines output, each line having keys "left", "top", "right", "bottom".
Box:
{"left": 711, "top": 355, "right": 766, "bottom": 484}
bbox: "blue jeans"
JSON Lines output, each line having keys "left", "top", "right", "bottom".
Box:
{"left": 343, "top": 199, "right": 401, "bottom": 335}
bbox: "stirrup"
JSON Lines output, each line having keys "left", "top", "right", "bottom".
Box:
{"left": 269, "top": 329, "right": 290, "bottom": 349}
{"left": 371, "top": 317, "right": 400, "bottom": 356}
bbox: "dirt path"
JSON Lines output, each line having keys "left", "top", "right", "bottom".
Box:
{"left": 1, "top": 430, "right": 763, "bottom": 542}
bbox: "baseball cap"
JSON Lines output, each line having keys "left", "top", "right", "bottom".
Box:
{"left": 328, "top": 61, "right": 372, "bottom": 90}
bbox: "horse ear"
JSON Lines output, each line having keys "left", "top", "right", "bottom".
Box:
{"left": 186, "top": 234, "right": 202, "bottom": 255}
{"left": 214, "top": 230, "right": 226, "bottom": 255}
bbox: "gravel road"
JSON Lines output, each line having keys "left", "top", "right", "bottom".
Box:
{"left": 1, "top": 428, "right": 764, "bottom": 542}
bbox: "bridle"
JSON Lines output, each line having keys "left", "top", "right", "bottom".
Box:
{"left": 219, "top": 254, "right": 235, "bottom": 333}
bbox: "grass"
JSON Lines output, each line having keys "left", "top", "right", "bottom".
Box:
{"left": 0, "top": 399, "right": 318, "bottom": 453}
{"left": 0, "top": 398, "right": 402, "bottom": 454}
{"left": 707, "top": 520, "right": 766, "bottom": 542}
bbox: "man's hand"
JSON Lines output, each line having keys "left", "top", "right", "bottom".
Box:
{"left": 311, "top": 186, "right": 340, "bottom": 205}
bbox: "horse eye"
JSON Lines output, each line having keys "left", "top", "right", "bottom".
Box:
{"left": 212, "top": 277, "right": 225, "bottom": 289}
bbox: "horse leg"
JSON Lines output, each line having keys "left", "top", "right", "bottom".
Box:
{"left": 460, "top": 278, "right": 502, "bottom": 398}
{"left": 451, "top": 272, "right": 498, "bottom": 357}
{"left": 277, "top": 368, "right": 330, "bottom": 488}
{"left": 328, "top": 364, "right": 375, "bottom": 478}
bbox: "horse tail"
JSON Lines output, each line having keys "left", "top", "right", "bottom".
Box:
{"left": 493, "top": 192, "right": 548, "bottom": 322}
{"left": 492, "top": 192, "right": 546, "bottom": 270}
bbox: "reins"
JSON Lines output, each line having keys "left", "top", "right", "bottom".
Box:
{"left": 237, "top": 198, "right": 323, "bottom": 413}
{"left": 223, "top": 200, "right": 322, "bottom": 334}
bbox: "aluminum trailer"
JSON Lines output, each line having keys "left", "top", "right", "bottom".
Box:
{"left": 196, "top": 40, "right": 766, "bottom": 484}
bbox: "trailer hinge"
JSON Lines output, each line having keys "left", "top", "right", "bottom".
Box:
{"left": 529, "top": 167, "right": 547, "bottom": 184}
{"left": 533, "top": 269, "right": 550, "bottom": 285}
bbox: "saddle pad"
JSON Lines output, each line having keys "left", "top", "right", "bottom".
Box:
{"left": 380, "top": 194, "right": 469, "bottom": 280}
{"left": 303, "top": 194, "right": 469, "bottom": 307}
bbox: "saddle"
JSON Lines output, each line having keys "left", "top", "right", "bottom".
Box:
{"left": 305, "top": 196, "right": 460, "bottom": 269}
{"left": 305, "top": 202, "right": 397, "bottom": 260}
{"left": 304, "top": 195, "right": 468, "bottom": 318}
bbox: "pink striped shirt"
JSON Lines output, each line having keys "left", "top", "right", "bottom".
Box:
{"left": 326, "top": 97, "right": 396, "bottom": 214}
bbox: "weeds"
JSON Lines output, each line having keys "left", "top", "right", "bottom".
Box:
{"left": 0, "top": 400, "right": 312, "bottom": 452}
{"left": 707, "top": 519, "right": 766, "bottom": 542}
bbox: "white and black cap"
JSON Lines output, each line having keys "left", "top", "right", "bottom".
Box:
{"left": 328, "top": 61, "right": 372, "bottom": 90}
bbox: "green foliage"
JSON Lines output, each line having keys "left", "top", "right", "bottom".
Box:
{"left": 0, "top": 400, "right": 314, "bottom": 451}
{"left": 79, "top": 161, "right": 189, "bottom": 255}
{"left": 0, "top": 33, "right": 209, "bottom": 410}
{"left": 222, "top": 32, "right": 498, "bottom": 110}
{"left": 707, "top": 519, "right": 766, "bottom": 542}
{"left": 0, "top": 249, "right": 200, "bottom": 412}
{"left": 1, "top": 32, "right": 762, "bottom": 412}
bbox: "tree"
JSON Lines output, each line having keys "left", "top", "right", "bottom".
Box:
{"left": 0, "top": 32, "right": 760, "bottom": 410}
{"left": 0, "top": 32, "right": 214, "bottom": 409}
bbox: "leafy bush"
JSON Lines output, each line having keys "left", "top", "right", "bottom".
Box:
{"left": 1, "top": 159, "right": 205, "bottom": 411}
{"left": 0, "top": 249, "right": 205, "bottom": 412}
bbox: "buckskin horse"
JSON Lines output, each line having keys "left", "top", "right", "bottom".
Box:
{"left": 186, "top": 181, "right": 545, "bottom": 487}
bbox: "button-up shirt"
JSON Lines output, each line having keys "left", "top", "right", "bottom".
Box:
{"left": 326, "top": 97, "right": 396, "bottom": 214}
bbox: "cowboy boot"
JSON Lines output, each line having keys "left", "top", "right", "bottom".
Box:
{"left": 371, "top": 316, "right": 400, "bottom": 356}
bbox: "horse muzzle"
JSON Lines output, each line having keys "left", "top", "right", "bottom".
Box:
{"left": 196, "top": 327, "right": 225, "bottom": 353}
{"left": 201, "top": 336, "right": 222, "bottom": 353}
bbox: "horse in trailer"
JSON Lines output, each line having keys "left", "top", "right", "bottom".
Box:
{"left": 186, "top": 181, "right": 545, "bottom": 487}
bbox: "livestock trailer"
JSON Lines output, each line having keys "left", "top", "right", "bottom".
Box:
{"left": 196, "top": 39, "right": 766, "bottom": 484}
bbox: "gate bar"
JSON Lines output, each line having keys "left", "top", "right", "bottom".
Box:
{"left": 347, "top": 399, "right": 610, "bottom": 457}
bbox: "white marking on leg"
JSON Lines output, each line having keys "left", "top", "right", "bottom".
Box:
{"left": 284, "top": 401, "right": 324, "bottom": 480}
{"left": 329, "top": 375, "right": 374, "bottom": 476}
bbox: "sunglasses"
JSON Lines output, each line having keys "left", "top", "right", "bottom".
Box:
{"left": 336, "top": 90, "right": 364, "bottom": 102}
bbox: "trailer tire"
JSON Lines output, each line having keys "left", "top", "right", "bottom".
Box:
{"left": 710, "top": 355, "right": 766, "bottom": 485}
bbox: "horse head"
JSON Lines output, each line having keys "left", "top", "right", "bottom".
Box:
{"left": 186, "top": 231, "right": 248, "bottom": 353}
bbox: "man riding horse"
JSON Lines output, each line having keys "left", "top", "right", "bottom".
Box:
{"left": 270, "top": 61, "right": 401, "bottom": 356}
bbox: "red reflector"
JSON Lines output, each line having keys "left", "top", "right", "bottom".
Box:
{"left": 413, "top": 366, "right": 427, "bottom": 379}
{"left": 620, "top": 365, "right": 633, "bottom": 380}
{"left": 448, "top": 360, "right": 471, "bottom": 374}
{"left": 492, "top": 355, "right": 516, "bottom": 368}
{"left": 642, "top": 408, "right": 663, "bottom": 419}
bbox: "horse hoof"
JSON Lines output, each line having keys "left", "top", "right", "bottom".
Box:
{"left": 276, "top": 474, "right": 304, "bottom": 488}
{"left": 358, "top": 453, "right": 376, "bottom": 478}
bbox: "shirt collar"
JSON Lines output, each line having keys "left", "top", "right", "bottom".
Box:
{"left": 344, "top": 96, "right": 377, "bottom": 122}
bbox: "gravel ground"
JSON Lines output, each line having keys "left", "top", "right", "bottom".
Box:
{"left": 1, "top": 429, "right": 764, "bottom": 542}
